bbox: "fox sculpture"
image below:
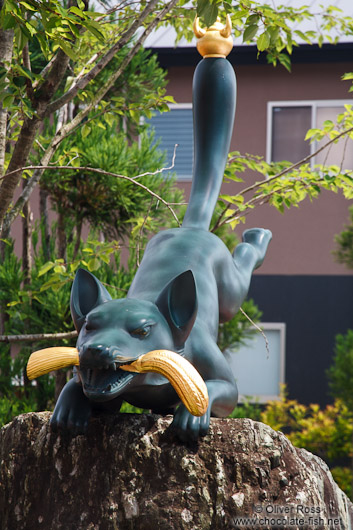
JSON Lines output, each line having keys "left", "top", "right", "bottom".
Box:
{"left": 41, "top": 20, "right": 272, "bottom": 442}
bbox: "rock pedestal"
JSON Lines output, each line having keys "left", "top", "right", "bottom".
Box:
{"left": 0, "top": 412, "right": 352, "bottom": 529}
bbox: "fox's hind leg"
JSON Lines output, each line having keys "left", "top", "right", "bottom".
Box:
{"left": 218, "top": 228, "right": 272, "bottom": 322}
{"left": 232, "top": 227, "right": 272, "bottom": 307}
{"left": 234, "top": 228, "right": 272, "bottom": 275}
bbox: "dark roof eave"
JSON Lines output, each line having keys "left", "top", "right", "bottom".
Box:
{"left": 146, "top": 42, "right": 353, "bottom": 68}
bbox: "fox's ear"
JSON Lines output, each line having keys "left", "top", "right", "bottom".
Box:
{"left": 156, "top": 270, "right": 198, "bottom": 348}
{"left": 70, "top": 268, "right": 112, "bottom": 332}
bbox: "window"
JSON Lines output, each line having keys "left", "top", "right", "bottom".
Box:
{"left": 267, "top": 100, "right": 353, "bottom": 169}
{"left": 225, "top": 323, "right": 286, "bottom": 402}
{"left": 145, "top": 104, "right": 193, "bottom": 180}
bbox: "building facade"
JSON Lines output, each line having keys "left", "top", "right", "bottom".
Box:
{"left": 146, "top": 41, "right": 353, "bottom": 406}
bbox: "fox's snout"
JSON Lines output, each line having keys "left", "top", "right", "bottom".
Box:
{"left": 79, "top": 343, "right": 140, "bottom": 370}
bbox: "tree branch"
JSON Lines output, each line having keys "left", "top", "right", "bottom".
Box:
{"left": 0, "top": 24, "right": 14, "bottom": 177}
{"left": 0, "top": 331, "right": 77, "bottom": 343}
{"left": 2, "top": 164, "right": 181, "bottom": 227}
{"left": 45, "top": 0, "right": 163, "bottom": 116}
{"left": 212, "top": 124, "right": 353, "bottom": 232}
{"left": 239, "top": 124, "right": 353, "bottom": 198}
{"left": 0, "top": 49, "right": 71, "bottom": 231}
{"left": 1, "top": 0, "right": 179, "bottom": 235}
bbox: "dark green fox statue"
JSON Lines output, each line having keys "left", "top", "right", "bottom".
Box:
{"left": 51, "top": 32, "right": 271, "bottom": 442}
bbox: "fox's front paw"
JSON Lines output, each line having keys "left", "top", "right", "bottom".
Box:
{"left": 172, "top": 404, "right": 211, "bottom": 442}
{"left": 51, "top": 400, "right": 91, "bottom": 436}
{"left": 50, "top": 378, "right": 91, "bottom": 436}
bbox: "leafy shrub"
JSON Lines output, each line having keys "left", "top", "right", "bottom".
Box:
{"left": 0, "top": 394, "right": 37, "bottom": 428}
{"left": 327, "top": 330, "right": 353, "bottom": 411}
{"left": 260, "top": 388, "right": 352, "bottom": 497}
{"left": 260, "top": 387, "right": 352, "bottom": 462}
{"left": 229, "top": 398, "right": 262, "bottom": 421}
{"left": 0, "top": 230, "right": 138, "bottom": 428}
{"left": 331, "top": 467, "right": 352, "bottom": 499}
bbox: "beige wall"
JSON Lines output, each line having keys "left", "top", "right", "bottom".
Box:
{"left": 167, "top": 60, "right": 353, "bottom": 275}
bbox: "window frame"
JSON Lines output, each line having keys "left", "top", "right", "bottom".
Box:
{"left": 266, "top": 99, "right": 353, "bottom": 167}
{"left": 145, "top": 103, "right": 193, "bottom": 181}
{"left": 227, "top": 322, "right": 286, "bottom": 403}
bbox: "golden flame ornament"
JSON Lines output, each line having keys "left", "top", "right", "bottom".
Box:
{"left": 193, "top": 15, "right": 233, "bottom": 58}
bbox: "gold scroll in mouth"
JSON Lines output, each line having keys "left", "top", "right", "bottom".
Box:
{"left": 120, "top": 350, "right": 209, "bottom": 417}
{"left": 26, "top": 347, "right": 209, "bottom": 417}
{"left": 26, "top": 347, "right": 79, "bottom": 380}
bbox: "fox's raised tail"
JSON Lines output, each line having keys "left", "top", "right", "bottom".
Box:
{"left": 182, "top": 55, "right": 236, "bottom": 231}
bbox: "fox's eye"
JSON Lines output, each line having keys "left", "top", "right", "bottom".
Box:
{"left": 131, "top": 326, "right": 151, "bottom": 338}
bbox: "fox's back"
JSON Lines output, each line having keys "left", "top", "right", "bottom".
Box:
{"left": 128, "top": 227, "right": 233, "bottom": 333}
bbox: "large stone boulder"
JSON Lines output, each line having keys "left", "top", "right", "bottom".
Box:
{"left": 0, "top": 412, "right": 352, "bottom": 529}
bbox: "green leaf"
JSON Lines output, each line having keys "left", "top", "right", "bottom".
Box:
{"left": 219, "top": 194, "right": 244, "bottom": 205}
{"left": 197, "top": 0, "right": 209, "bottom": 16}
{"left": 2, "top": 13, "right": 17, "bottom": 29}
{"left": 57, "top": 39, "right": 77, "bottom": 61}
{"left": 164, "top": 95, "right": 176, "bottom": 103}
{"left": 36, "top": 32, "right": 49, "bottom": 58}
{"left": 104, "top": 113, "right": 115, "bottom": 128}
{"left": 223, "top": 2, "right": 232, "bottom": 15}
{"left": 19, "top": 1, "right": 36, "bottom": 11}
{"left": 278, "top": 53, "right": 291, "bottom": 72}
{"left": 294, "top": 30, "right": 312, "bottom": 45}
{"left": 69, "top": 6, "right": 85, "bottom": 18}
{"left": 7, "top": 301, "right": 20, "bottom": 307}
{"left": 246, "top": 14, "right": 260, "bottom": 25}
{"left": 54, "top": 264, "right": 66, "bottom": 274}
{"left": 87, "top": 258, "right": 100, "bottom": 271}
{"left": 226, "top": 173, "right": 244, "bottom": 183}
{"left": 305, "top": 128, "right": 320, "bottom": 141}
{"left": 38, "top": 261, "right": 55, "bottom": 277}
{"left": 232, "top": 9, "right": 248, "bottom": 20}
{"left": 202, "top": 4, "right": 218, "bottom": 27}
{"left": 81, "top": 123, "right": 91, "bottom": 139}
{"left": 14, "top": 25, "right": 29, "bottom": 51}
{"left": 230, "top": 218, "right": 240, "bottom": 229}
{"left": 25, "top": 21, "right": 36, "bottom": 37}
{"left": 267, "top": 26, "right": 280, "bottom": 45}
{"left": 130, "top": 109, "right": 140, "bottom": 124}
{"left": 15, "top": 64, "right": 34, "bottom": 81}
{"left": 2, "top": 94, "right": 14, "bottom": 108}
{"left": 257, "top": 31, "right": 271, "bottom": 52}
{"left": 81, "top": 20, "right": 104, "bottom": 41}
{"left": 67, "top": 20, "right": 80, "bottom": 38}
{"left": 243, "top": 24, "right": 258, "bottom": 43}
{"left": 100, "top": 253, "right": 110, "bottom": 265}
